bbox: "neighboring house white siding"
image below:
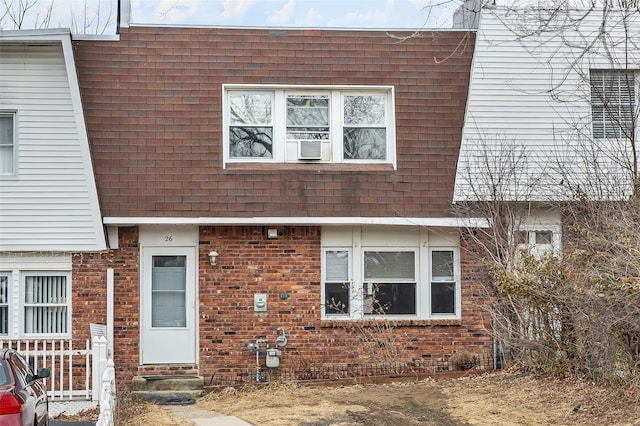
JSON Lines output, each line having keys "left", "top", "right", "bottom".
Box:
{"left": 455, "top": 6, "right": 640, "bottom": 202}
{"left": 0, "top": 31, "right": 105, "bottom": 251}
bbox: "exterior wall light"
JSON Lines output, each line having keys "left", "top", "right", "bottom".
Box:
{"left": 208, "top": 250, "right": 219, "bottom": 266}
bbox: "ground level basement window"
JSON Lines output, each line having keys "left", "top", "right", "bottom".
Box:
{"left": 223, "top": 85, "right": 396, "bottom": 167}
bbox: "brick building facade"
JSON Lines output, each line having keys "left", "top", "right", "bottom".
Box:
{"left": 66, "top": 26, "right": 494, "bottom": 386}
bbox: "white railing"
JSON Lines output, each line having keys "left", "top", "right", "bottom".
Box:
{"left": 96, "top": 357, "right": 115, "bottom": 426}
{"left": 0, "top": 339, "right": 91, "bottom": 400}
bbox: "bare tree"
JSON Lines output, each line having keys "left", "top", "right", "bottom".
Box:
{"left": 0, "top": 0, "right": 115, "bottom": 34}
{"left": 453, "top": 1, "right": 640, "bottom": 388}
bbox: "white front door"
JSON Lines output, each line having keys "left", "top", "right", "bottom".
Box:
{"left": 141, "top": 246, "right": 197, "bottom": 364}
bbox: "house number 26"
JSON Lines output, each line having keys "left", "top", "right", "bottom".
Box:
{"left": 165, "top": 236, "right": 173, "bottom": 242}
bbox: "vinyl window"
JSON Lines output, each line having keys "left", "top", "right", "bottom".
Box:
{"left": 591, "top": 70, "right": 636, "bottom": 139}
{"left": 322, "top": 241, "right": 459, "bottom": 320}
{"left": 224, "top": 86, "right": 395, "bottom": 166}
{"left": 0, "top": 112, "right": 16, "bottom": 176}
{"left": 22, "top": 273, "right": 70, "bottom": 336}
{"left": 0, "top": 273, "right": 9, "bottom": 336}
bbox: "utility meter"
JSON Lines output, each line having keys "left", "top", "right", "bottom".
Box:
{"left": 254, "top": 293, "right": 267, "bottom": 312}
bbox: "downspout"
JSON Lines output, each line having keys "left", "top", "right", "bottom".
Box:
{"left": 107, "top": 268, "right": 114, "bottom": 358}
{"left": 116, "top": 0, "right": 131, "bottom": 34}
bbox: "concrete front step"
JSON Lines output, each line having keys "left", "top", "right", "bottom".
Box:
{"left": 131, "top": 375, "right": 205, "bottom": 405}
{"left": 131, "top": 389, "right": 203, "bottom": 405}
{"left": 132, "top": 375, "right": 204, "bottom": 391}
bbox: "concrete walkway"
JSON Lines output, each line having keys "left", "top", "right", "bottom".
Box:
{"left": 165, "top": 404, "right": 254, "bottom": 426}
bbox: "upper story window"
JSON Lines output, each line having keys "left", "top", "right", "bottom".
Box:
{"left": 0, "top": 112, "right": 16, "bottom": 176}
{"left": 224, "top": 85, "right": 395, "bottom": 167}
{"left": 590, "top": 70, "right": 636, "bottom": 139}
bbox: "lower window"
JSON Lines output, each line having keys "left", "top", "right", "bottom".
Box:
{"left": 0, "top": 271, "right": 71, "bottom": 337}
{"left": 322, "top": 246, "right": 459, "bottom": 319}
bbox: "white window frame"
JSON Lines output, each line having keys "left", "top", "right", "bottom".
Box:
{"left": 361, "top": 247, "right": 418, "bottom": 317}
{"left": 322, "top": 248, "right": 353, "bottom": 319}
{"left": 0, "top": 272, "right": 10, "bottom": 336}
{"left": 0, "top": 111, "right": 17, "bottom": 177}
{"left": 428, "top": 247, "right": 461, "bottom": 317}
{"left": 20, "top": 271, "right": 72, "bottom": 338}
{"left": 590, "top": 69, "right": 637, "bottom": 140}
{"left": 516, "top": 224, "right": 562, "bottom": 257}
{"left": 223, "top": 85, "right": 396, "bottom": 168}
{"left": 322, "top": 241, "right": 460, "bottom": 321}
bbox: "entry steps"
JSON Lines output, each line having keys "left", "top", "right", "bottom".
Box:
{"left": 131, "top": 375, "right": 204, "bottom": 405}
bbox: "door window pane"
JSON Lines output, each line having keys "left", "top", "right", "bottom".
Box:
{"left": 152, "top": 255, "right": 187, "bottom": 327}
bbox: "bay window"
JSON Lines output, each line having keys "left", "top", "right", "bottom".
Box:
{"left": 224, "top": 85, "right": 395, "bottom": 166}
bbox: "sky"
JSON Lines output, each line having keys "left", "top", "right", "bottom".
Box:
{"left": 0, "top": 0, "right": 464, "bottom": 34}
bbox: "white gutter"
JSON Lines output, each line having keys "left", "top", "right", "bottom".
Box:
{"left": 103, "top": 216, "right": 489, "bottom": 228}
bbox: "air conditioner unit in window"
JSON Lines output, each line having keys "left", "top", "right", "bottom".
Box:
{"left": 298, "top": 139, "right": 322, "bottom": 160}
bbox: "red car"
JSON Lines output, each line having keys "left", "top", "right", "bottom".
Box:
{"left": 0, "top": 348, "right": 50, "bottom": 426}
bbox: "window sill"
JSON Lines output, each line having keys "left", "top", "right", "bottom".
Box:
{"left": 321, "top": 318, "right": 462, "bottom": 328}
{"left": 224, "top": 162, "right": 396, "bottom": 173}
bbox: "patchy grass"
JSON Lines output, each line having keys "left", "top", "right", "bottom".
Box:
{"left": 66, "top": 371, "right": 640, "bottom": 425}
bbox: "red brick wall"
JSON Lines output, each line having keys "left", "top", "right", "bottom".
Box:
{"left": 73, "top": 28, "right": 474, "bottom": 219}
{"left": 197, "top": 224, "right": 493, "bottom": 378}
{"left": 71, "top": 226, "right": 140, "bottom": 384}
{"left": 72, "top": 225, "right": 492, "bottom": 386}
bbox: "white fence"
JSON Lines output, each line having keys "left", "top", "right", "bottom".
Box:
{"left": 96, "top": 357, "right": 116, "bottom": 426}
{"left": 0, "top": 338, "right": 93, "bottom": 400}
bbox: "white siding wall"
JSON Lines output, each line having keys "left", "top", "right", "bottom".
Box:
{"left": 0, "top": 37, "right": 105, "bottom": 251}
{"left": 455, "top": 7, "right": 640, "bottom": 202}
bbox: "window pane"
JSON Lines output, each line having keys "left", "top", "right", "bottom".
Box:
{"left": 152, "top": 255, "right": 187, "bottom": 327}
{"left": 23, "top": 275, "right": 68, "bottom": 334}
{"left": 343, "top": 128, "right": 386, "bottom": 160}
{"left": 364, "top": 251, "right": 415, "bottom": 280}
{"left": 591, "top": 70, "right": 635, "bottom": 139}
{"left": 515, "top": 230, "right": 529, "bottom": 245}
{"left": 0, "top": 275, "right": 7, "bottom": 335}
{"left": 325, "top": 250, "right": 349, "bottom": 281}
{"left": 535, "top": 231, "right": 553, "bottom": 245}
{"left": 325, "top": 282, "right": 350, "bottom": 314}
{"left": 286, "top": 95, "right": 329, "bottom": 126}
{"left": 432, "top": 282, "right": 455, "bottom": 314}
{"left": 432, "top": 251, "right": 454, "bottom": 281}
{"left": 229, "top": 93, "right": 272, "bottom": 125}
{"left": 364, "top": 283, "right": 416, "bottom": 315}
{"left": 344, "top": 95, "right": 385, "bottom": 125}
{"left": 229, "top": 126, "right": 273, "bottom": 158}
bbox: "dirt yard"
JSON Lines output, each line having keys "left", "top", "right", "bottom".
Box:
{"left": 114, "top": 371, "right": 640, "bottom": 425}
